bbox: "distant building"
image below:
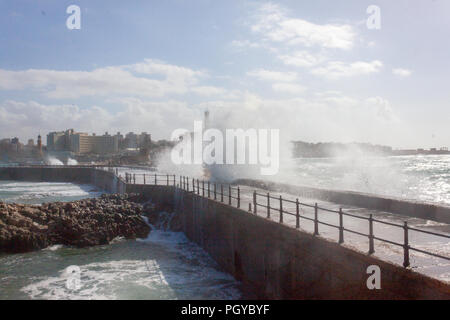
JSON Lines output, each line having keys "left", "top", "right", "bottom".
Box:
{"left": 122, "top": 132, "right": 151, "bottom": 150}
{"left": 124, "top": 132, "right": 139, "bottom": 149}
{"left": 47, "top": 129, "right": 119, "bottom": 155}
{"left": 47, "top": 129, "right": 74, "bottom": 152}
{"left": 70, "top": 132, "right": 119, "bottom": 154}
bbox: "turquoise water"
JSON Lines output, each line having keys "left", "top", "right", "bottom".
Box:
{"left": 0, "top": 231, "right": 241, "bottom": 300}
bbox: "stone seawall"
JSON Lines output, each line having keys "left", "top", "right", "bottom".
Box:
{"left": 174, "top": 189, "right": 450, "bottom": 299}
{"left": 0, "top": 167, "right": 126, "bottom": 194}
{"left": 235, "top": 179, "right": 450, "bottom": 224}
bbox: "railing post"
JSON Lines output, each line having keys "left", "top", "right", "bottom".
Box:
{"left": 192, "top": 178, "right": 195, "bottom": 193}
{"left": 296, "top": 198, "right": 300, "bottom": 228}
{"left": 167, "top": 174, "right": 169, "bottom": 186}
{"left": 253, "top": 191, "right": 257, "bottom": 215}
{"left": 214, "top": 183, "right": 217, "bottom": 200}
{"left": 179, "top": 176, "right": 182, "bottom": 188}
{"left": 173, "top": 175, "right": 176, "bottom": 186}
{"left": 143, "top": 174, "right": 146, "bottom": 185}
{"left": 368, "top": 214, "right": 375, "bottom": 254}
{"left": 208, "top": 181, "right": 210, "bottom": 198}
{"left": 338, "top": 208, "right": 344, "bottom": 244}
{"left": 279, "top": 195, "right": 283, "bottom": 224}
{"left": 249, "top": 203, "right": 252, "bottom": 212}
{"left": 197, "top": 179, "right": 199, "bottom": 195}
{"left": 202, "top": 180, "right": 205, "bottom": 197}
{"left": 237, "top": 187, "right": 240, "bottom": 208}
{"left": 133, "top": 174, "right": 136, "bottom": 184}
{"left": 267, "top": 193, "right": 270, "bottom": 219}
{"left": 228, "top": 186, "right": 231, "bottom": 205}
{"left": 187, "top": 179, "right": 190, "bottom": 192}
{"left": 403, "top": 221, "right": 410, "bottom": 268}
{"left": 221, "top": 185, "right": 224, "bottom": 202}
{"left": 314, "top": 203, "right": 319, "bottom": 236}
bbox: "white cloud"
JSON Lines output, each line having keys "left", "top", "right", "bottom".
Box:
{"left": 392, "top": 68, "right": 412, "bottom": 77}
{"left": 247, "top": 69, "right": 298, "bottom": 82}
{"left": 272, "top": 83, "right": 306, "bottom": 94}
{"left": 0, "top": 90, "right": 401, "bottom": 148}
{"left": 311, "top": 60, "right": 383, "bottom": 79}
{"left": 251, "top": 3, "right": 356, "bottom": 50}
{"left": 278, "top": 51, "right": 326, "bottom": 67}
{"left": 0, "top": 99, "right": 202, "bottom": 141}
{"left": 191, "top": 86, "right": 227, "bottom": 96}
{"left": 0, "top": 59, "right": 227, "bottom": 99}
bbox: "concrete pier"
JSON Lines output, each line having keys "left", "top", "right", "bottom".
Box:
{"left": 1, "top": 166, "right": 449, "bottom": 299}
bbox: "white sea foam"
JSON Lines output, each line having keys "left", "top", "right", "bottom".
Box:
{"left": 16, "top": 213, "right": 241, "bottom": 300}
{"left": 0, "top": 181, "right": 103, "bottom": 203}
{"left": 67, "top": 158, "right": 78, "bottom": 165}
{"left": 21, "top": 259, "right": 171, "bottom": 300}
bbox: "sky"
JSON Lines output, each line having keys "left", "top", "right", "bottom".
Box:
{"left": 0, "top": 0, "right": 449, "bottom": 149}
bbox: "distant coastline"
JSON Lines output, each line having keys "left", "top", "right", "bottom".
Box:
{"left": 292, "top": 140, "right": 450, "bottom": 158}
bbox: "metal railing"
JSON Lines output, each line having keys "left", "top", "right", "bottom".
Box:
{"left": 252, "top": 191, "right": 450, "bottom": 268}
{"left": 109, "top": 169, "right": 450, "bottom": 269}
{"left": 122, "top": 172, "right": 177, "bottom": 186}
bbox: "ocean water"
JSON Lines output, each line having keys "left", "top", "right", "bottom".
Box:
{"left": 276, "top": 155, "right": 450, "bottom": 205}
{"left": 0, "top": 230, "right": 241, "bottom": 300}
{"left": 0, "top": 181, "right": 103, "bottom": 204}
{"left": 0, "top": 182, "right": 241, "bottom": 300}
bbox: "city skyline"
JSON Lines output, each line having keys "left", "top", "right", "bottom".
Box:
{"left": 0, "top": 1, "right": 449, "bottom": 148}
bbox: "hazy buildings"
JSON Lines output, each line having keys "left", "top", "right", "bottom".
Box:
{"left": 70, "top": 132, "right": 119, "bottom": 154}
{"left": 47, "top": 129, "right": 118, "bottom": 154}
{"left": 46, "top": 129, "right": 151, "bottom": 155}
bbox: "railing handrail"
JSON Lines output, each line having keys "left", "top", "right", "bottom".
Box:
{"left": 99, "top": 167, "right": 450, "bottom": 268}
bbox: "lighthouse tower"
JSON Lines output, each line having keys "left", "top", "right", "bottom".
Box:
{"left": 37, "top": 134, "right": 42, "bottom": 154}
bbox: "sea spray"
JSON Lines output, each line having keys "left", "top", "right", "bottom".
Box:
{"left": 46, "top": 157, "right": 64, "bottom": 166}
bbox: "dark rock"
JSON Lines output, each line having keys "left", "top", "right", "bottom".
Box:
{"left": 0, "top": 194, "right": 151, "bottom": 253}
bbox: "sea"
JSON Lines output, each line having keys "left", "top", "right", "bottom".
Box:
{"left": 279, "top": 154, "right": 450, "bottom": 205}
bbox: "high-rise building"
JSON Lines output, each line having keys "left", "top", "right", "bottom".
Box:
{"left": 47, "top": 129, "right": 119, "bottom": 154}
{"left": 47, "top": 129, "right": 74, "bottom": 151}
{"left": 70, "top": 132, "right": 119, "bottom": 154}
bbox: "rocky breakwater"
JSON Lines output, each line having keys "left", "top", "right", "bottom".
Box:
{"left": 0, "top": 194, "right": 151, "bottom": 253}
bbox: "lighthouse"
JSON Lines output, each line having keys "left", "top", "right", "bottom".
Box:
{"left": 37, "top": 134, "right": 42, "bottom": 154}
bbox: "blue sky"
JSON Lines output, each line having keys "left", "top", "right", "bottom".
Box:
{"left": 0, "top": 0, "right": 449, "bottom": 148}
